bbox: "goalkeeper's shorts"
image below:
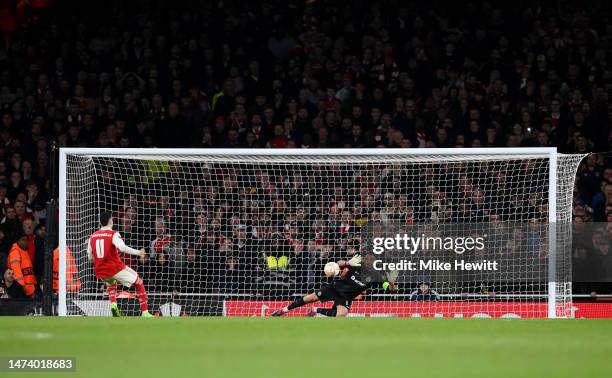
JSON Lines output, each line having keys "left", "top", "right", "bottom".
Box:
{"left": 102, "top": 267, "right": 139, "bottom": 288}
{"left": 316, "top": 284, "right": 352, "bottom": 309}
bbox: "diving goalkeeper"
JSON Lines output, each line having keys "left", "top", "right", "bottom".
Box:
{"left": 271, "top": 254, "right": 397, "bottom": 317}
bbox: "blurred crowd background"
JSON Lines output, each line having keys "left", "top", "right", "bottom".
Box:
{"left": 0, "top": 0, "right": 611, "bottom": 299}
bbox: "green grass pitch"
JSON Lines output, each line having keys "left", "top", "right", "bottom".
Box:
{"left": 1, "top": 317, "right": 611, "bottom": 378}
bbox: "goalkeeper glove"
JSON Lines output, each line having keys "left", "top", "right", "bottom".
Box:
{"left": 382, "top": 281, "right": 396, "bottom": 291}
{"left": 348, "top": 254, "right": 362, "bottom": 267}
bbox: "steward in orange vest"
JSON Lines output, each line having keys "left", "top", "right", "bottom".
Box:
{"left": 7, "top": 234, "right": 37, "bottom": 297}
{"left": 52, "top": 246, "right": 81, "bottom": 292}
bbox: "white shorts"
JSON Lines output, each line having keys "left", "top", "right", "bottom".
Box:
{"left": 108, "top": 267, "right": 139, "bottom": 287}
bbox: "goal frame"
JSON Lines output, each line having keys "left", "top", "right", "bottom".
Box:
{"left": 57, "top": 147, "right": 560, "bottom": 317}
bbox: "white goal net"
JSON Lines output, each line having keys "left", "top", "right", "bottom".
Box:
{"left": 59, "top": 148, "right": 584, "bottom": 318}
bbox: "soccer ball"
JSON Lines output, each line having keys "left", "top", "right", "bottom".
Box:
{"left": 324, "top": 262, "right": 340, "bottom": 277}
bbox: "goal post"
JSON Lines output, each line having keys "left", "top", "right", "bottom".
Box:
{"left": 58, "top": 147, "right": 585, "bottom": 318}
{"left": 548, "top": 150, "right": 557, "bottom": 319}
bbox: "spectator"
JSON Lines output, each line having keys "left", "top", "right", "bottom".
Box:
{"left": 14, "top": 201, "right": 32, "bottom": 222}
{"left": 0, "top": 185, "right": 11, "bottom": 215}
{"left": 150, "top": 217, "right": 173, "bottom": 260}
{"left": 25, "top": 181, "right": 43, "bottom": 212}
{"left": 0, "top": 268, "right": 27, "bottom": 299}
{"left": 7, "top": 171, "right": 24, "bottom": 203}
{"left": 410, "top": 277, "right": 439, "bottom": 301}
{"left": 1, "top": 207, "right": 21, "bottom": 245}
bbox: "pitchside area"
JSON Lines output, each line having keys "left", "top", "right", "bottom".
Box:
{"left": 1, "top": 318, "right": 611, "bottom": 378}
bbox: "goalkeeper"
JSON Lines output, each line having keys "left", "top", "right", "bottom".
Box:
{"left": 271, "top": 254, "right": 397, "bottom": 317}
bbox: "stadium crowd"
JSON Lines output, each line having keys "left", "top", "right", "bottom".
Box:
{"left": 0, "top": 0, "right": 611, "bottom": 298}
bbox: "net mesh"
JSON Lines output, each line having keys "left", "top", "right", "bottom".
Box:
{"left": 62, "top": 151, "right": 585, "bottom": 317}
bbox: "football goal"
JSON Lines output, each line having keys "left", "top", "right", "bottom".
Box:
{"left": 58, "top": 148, "right": 584, "bottom": 318}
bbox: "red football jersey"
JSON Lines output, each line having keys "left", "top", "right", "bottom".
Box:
{"left": 89, "top": 229, "right": 126, "bottom": 278}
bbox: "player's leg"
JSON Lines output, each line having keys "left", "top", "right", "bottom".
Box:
{"left": 334, "top": 305, "right": 349, "bottom": 317}
{"left": 132, "top": 276, "right": 152, "bottom": 317}
{"left": 112, "top": 267, "right": 152, "bottom": 317}
{"left": 103, "top": 279, "right": 121, "bottom": 317}
{"left": 314, "top": 306, "right": 337, "bottom": 317}
{"left": 271, "top": 292, "right": 319, "bottom": 316}
{"left": 312, "top": 295, "right": 351, "bottom": 317}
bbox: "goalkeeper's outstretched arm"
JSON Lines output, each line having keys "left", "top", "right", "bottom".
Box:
{"left": 383, "top": 269, "right": 399, "bottom": 291}
{"left": 337, "top": 254, "right": 398, "bottom": 291}
{"left": 337, "top": 254, "right": 362, "bottom": 268}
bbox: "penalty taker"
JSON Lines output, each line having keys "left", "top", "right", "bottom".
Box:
{"left": 373, "top": 259, "right": 499, "bottom": 271}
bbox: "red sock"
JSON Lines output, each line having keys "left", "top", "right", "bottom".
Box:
{"left": 107, "top": 283, "right": 118, "bottom": 304}
{"left": 132, "top": 278, "right": 148, "bottom": 312}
